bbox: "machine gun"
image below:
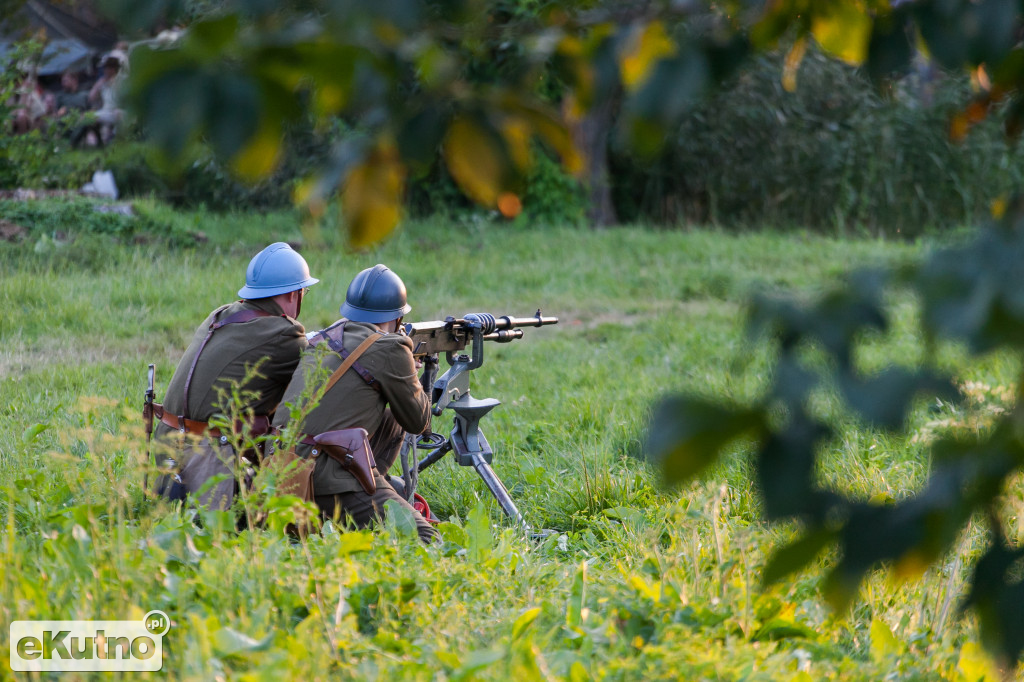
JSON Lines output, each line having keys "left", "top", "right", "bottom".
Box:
{"left": 402, "top": 311, "right": 557, "bottom": 531}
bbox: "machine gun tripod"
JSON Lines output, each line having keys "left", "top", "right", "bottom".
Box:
{"left": 399, "top": 311, "right": 557, "bottom": 531}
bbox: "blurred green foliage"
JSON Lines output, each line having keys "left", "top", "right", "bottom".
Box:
{"left": 649, "top": 199, "right": 1024, "bottom": 670}
{"left": 615, "top": 47, "right": 1024, "bottom": 235}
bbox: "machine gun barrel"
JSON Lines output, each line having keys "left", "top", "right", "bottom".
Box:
{"left": 405, "top": 310, "right": 557, "bottom": 357}
{"left": 490, "top": 313, "right": 559, "bottom": 330}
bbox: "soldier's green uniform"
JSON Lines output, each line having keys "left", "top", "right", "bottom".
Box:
{"left": 155, "top": 299, "right": 307, "bottom": 509}
{"left": 271, "top": 319, "right": 437, "bottom": 541}
{"left": 272, "top": 263, "right": 438, "bottom": 543}
{"left": 153, "top": 242, "right": 318, "bottom": 510}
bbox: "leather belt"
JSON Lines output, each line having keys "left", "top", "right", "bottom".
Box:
{"left": 159, "top": 412, "right": 215, "bottom": 437}
{"left": 155, "top": 404, "right": 271, "bottom": 440}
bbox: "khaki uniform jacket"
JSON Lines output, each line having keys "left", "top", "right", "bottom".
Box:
{"left": 271, "top": 320, "right": 430, "bottom": 495}
{"left": 156, "top": 298, "right": 307, "bottom": 438}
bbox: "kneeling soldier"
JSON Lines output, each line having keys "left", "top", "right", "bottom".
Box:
{"left": 153, "top": 242, "right": 318, "bottom": 510}
{"left": 271, "top": 264, "right": 439, "bottom": 543}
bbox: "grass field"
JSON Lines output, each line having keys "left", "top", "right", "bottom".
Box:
{"left": 0, "top": 199, "right": 1011, "bottom": 680}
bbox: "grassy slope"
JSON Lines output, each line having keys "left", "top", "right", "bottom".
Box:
{"left": 0, "top": 202, "right": 1008, "bottom": 680}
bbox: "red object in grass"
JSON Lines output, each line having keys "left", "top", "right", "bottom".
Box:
{"left": 413, "top": 493, "right": 439, "bottom": 524}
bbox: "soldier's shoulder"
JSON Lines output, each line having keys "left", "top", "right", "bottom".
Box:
{"left": 377, "top": 331, "right": 414, "bottom": 352}
{"left": 274, "top": 314, "right": 306, "bottom": 337}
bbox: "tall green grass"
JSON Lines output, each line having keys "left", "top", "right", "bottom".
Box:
{"left": 0, "top": 204, "right": 1009, "bottom": 679}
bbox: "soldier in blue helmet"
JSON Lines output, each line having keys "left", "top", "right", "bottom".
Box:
{"left": 272, "top": 264, "right": 438, "bottom": 542}
{"left": 152, "top": 242, "right": 318, "bottom": 509}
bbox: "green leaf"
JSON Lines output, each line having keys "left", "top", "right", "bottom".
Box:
{"left": 212, "top": 627, "right": 274, "bottom": 657}
{"left": 335, "top": 530, "right": 374, "bottom": 555}
{"left": 646, "top": 396, "right": 764, "bottom": 484}
{"left": 21, "top": 422, "right": 49, "bottom": 444}
{"left": 139, "top": 68, "right": 209, "bottom": 161}
{"left": 187, "top": 14, "right": 241, "bottom": 56}
{"left": 437, "top": 521, "right": 468, "bottom": 547}
{"left": 763, "top": 528, "right": 836, "bottom": 586}
{"left": 866, "top": 9, "right": 913, "bottom": 84}
{"left": 914, "top": 3, "right": 970, "bottom": 70}
{"left": 602, "top": 506, "right": 644, "bottom": 526}
{"left": 753, "top": 617, "right": 818, "bottom": 642}
{"left": 566, "top": 562, "right": 586, "bottom": 628}
{"left": 963, "top": 0, "right": 1019, "bottom": 66}
{"left": 383, "top": 499, "right": 419, "bottom": 539}
{"left": 467, "top": 500, "right": 492, "bottom": 563}
{"left": 869, "top": 618, "right": 902, "bottom": 662}
{"left": 838, "top": 368, "right": 957, "bottom": 430}
{"left": 454, "top": 648, "right": 506, "bottom": 677}
{"left": 206, "top": 73, "right": 261, "bottom": 160}
{"left": 511, "top": 607, "right": 541, "bottom": 640}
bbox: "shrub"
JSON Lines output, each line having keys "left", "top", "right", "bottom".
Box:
{"left": 611, "top": 46, "right": 1020, "bottom": 235}
{"left": 0, "top": 197, "right": 193, "bottom": 248}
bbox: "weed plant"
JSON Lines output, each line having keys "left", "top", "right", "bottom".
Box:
{"left": 0, "top": 209, "right": 1011, "bottom": 679}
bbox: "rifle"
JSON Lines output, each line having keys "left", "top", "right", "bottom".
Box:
{"left": 402, "top": 311, "right": 557, "bottom": 532}
{"left": 142, "top": 364, "right": 155, "bottom": 494}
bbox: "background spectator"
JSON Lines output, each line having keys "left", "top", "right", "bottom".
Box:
{"left": 55, "top": 69, "right": 98, "bottom": 147}
{"left": 88, "top": 50, "right": 125, "bottom": 144}
{"left": 10, "top": 72, "right": 51, "bottom": 134}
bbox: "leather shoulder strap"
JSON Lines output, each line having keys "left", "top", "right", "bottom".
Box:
{"left": 181, "top": 304, "right": 280, "bottom": 417}
{"left": 321, "top": 331, "right": 383, "bottom": 396}
{"left": 314, "top": 320, "right": 382, "bottom": 392}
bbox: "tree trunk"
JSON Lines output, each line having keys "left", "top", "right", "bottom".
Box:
{"left": 566, "top": 96, "right": 618, "bottom": 227}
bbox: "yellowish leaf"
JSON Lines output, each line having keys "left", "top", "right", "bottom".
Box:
{"left": 435, "top": 650, "right": 461, "bottom": 668}
{"left": 314, "top": 84, "right": 347, "bottom": 117}
{"left": 340, "top": 149, "right": 406, "bottom": 248}
{"left": 443, "top": 117, "right": 506, "bottom": 207}
{"left": 620, "top": 20, "right": 677, "bottom": 92}
{"left": 511, "top": 607, "right": 540, "bottom": 639}
{"left": 868, "top": 617, "right": 902, "bottom": 662}
{"left": 811, "top": 2, "right": 871, "bottom": 65}
{"left": 500, "top": 117, "right": 532, "bottom": 172}
{"left": 231, "top": 122, "right": 283, "bottom": 182}
{"left": 992, "top": 196, "right": 1008, "bottom": 219}
{"left": 569, "top": 661, "right": 591, "bottom": 682}
{"left": 950, "top": 112, "right": 970, "bottom": 143}
{"left": 293, "top": 177, "right": 327, "bottom": 219}
{"left": 627, "top": 574, "right": 660, "bottom": 602}
{"left": 893, "top": 550, "right": 930, "bottom": 580}
{"left": 515, "top": 105, "right": 583, "bottom": 176}
{"left": 783, "top": 37, "right": 807, "bottom": 93}
{"left": 957, "top": 641, "right": 1001, "bottom": 682}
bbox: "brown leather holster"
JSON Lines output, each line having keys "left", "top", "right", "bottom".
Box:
{"left": 302, "top": 428, "right": 377, "bottom": 495}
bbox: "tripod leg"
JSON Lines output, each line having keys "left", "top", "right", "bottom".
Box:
{"left": 470, "top": 452, "right": 529, "bottom": 531}
{"left": 418, "top": 440, "right": 452, "bottom": 472}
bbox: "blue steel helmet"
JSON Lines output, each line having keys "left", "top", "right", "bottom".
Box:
{"left": 238, "top": 242, "right": 319, "bottom": 299}
{"left": 340, "top": 264, "right": 411, "bottom": 323}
